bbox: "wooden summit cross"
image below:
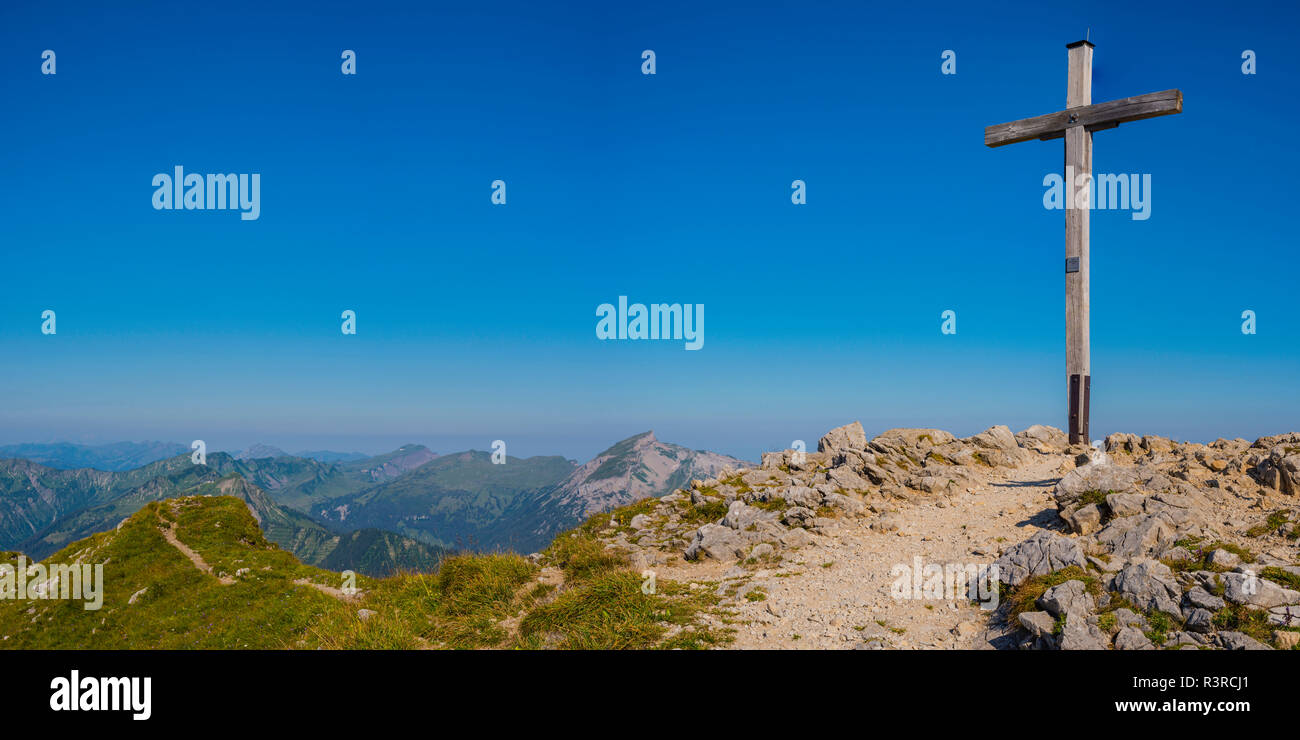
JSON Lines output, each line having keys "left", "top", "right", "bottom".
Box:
{"left": 985, "top": 41, "right": 1182, "bottom": 445}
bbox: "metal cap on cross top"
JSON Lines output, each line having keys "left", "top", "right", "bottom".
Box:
{"left": 984, "top": 42, "right": 1182, "bottom": 445}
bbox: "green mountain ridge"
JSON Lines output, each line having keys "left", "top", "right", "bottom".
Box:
{"left": 0, "top": 454, "right": 203, "bottom": 547}
{"left": 313, "top": 450, "right": 577, "bottom": 550}
{"left": 319, "top": 527, "right": 444, "bottom": 575}
{"left": 0, "top": 493, "right": 726, "bottom": 650}
{"left": 0, "top": 497, "right": 372, "bottom": 648}
{"left": 0, "top": 455, "right": 444, "bottom": 577}
{"left": 198, "top": 445, "right": 439, "bottom": 513}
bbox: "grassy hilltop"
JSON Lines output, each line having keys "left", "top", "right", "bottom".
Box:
{"left": 0, "top": 494, "right": 730, "bottom": 650}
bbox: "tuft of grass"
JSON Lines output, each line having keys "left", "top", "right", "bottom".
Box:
{"left": 544, "top": 534, "right": 626, "bottom": 584}
{"left": 1213, "top": 541, "right": 1256, "bottom": 562}
{"left": 516, "top": 509, "right": 733, "bottom": 649}
{"left": 434, "top": 555, "right": 536, "bottom": 614}
{"left": 1212, "top": 603, "right": 1274, "bottom": 644}
{"left": 606, "top": 498, "right": 661, "bottom": 534}
{"left": 313, "top": 552, "right": 539, "bottom": 650}
{"left": 719, "top": 474, "right": 753, "bottom": 495}
{"left": 1076, "top": 490, "right": 1113, "bottom": 508}
{"left": 1004, "top": 566, "right": 1101, "bottom": 622}
{"left": 1144, "top": 611, "right": 1177, "bottom": 646}
{"left": 749, "top": 497, "right": 788, "bottom": 513}
{"left": 1260, "top": 566, "right": 1300, "bottom": 591}
{"left": 1052, "top": 613, "right": 1067, "bottom": 636}
{"left": 517, "top": 571, "right": 724, "bottom": 649}
{"left": 1166, "top": 540, "right": 1256, "bottom": 573}
{"left": 680, "top": 498, "right": 729, "bottom": 524}
{"left": 872, "top": 618, "right": 905, "bottom": 635}
{"left": 1246, "top": 510, "right": 1290, "bottom": 538}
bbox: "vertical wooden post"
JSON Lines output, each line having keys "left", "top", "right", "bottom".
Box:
{"left": 1064, "top": 40, "right": 1092, "bottom": 445}
{"left": 987, "top": 43, "right": 1182, "bottom": 447}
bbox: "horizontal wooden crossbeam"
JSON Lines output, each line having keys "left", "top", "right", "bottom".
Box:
{"left": 984, "top": 89, "right": 1182, "bottom": 148}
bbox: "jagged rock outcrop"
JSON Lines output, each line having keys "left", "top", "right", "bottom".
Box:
{"left": 1015, "top": 425, "right": 1069, "bottom": 453}
{"left": 817, "top": 422, "right": 867, "bottom": 454}
{"left": 1112, "top": 560, "right": 1183, "bottom": 617}
{"left": 609, "top": 422, "right": 1067, "bottom": 568}
{"left": 1248, "top": 434, "right": 1300, "bottom": 495}
{"left": 1038, "top": 579, "right": 1094, "bottom": 618}
{"left": 590, "top": 421, "right": 1300, "bottom": 651}
{"left": 684, "top": 524, "right": 746, "bottom": 562}
{"left": 1006, "top": 430, "right": 1300, "bottom": 651}
{"left": 994, "top": 531, "right": 1088, "bottom": 586}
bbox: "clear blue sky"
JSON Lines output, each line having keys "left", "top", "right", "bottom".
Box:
{"left": 1, "top": 0, "right": 1296, "bottom": 461}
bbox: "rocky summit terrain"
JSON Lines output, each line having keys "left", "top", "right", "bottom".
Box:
{"left": 591, "top": 422, "right": 1300, "bottom": 650}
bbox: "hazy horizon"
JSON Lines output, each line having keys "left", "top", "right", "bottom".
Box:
{"left": 2, "top": 412, "right": 1295, "bottom": 465}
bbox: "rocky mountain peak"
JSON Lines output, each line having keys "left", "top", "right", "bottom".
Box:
{"left": 351, "top": 444, "right": 438, "bottom": 482}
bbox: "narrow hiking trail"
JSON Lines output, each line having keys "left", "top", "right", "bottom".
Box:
{"left": 713, "top": 455, "right": 1067, "bottom": 649}
{"left": 292, "top": 579, "right": 361, "bottom": 601}
{"left": 155, "top": 504, "right": 360, "bottom": 600}
{"left": 157, "top": 515, "right": 236, "bottom": 585}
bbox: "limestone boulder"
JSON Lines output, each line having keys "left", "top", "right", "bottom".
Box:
{"left": 1016, "top": 424, "right": 1068, "bottom": 453}
{"left": 817, "top": 422, "right": 867, "bottom": 454}
{"left": 993, "top": 531, "right": 1088, "bottom": 587}
{"left": 1112, "top": 559, "right": 1183, "bottom": 619}
{"left": 684, "top": 524, "right": 745, "bottom": 562}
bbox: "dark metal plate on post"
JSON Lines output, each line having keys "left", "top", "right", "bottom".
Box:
{"left": 1065, "top": 257, "right": 1080, "bottom": 273}
{"left": 1081, "top": 375, "right": 1091, "bottom": 442}
{"left": 1068, "top": 374, "right": 1081, "bottom": 444}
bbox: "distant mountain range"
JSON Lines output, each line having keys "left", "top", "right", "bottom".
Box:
{"left": 232, "top": 445, "right": 369, "bottom": 463}
{"left": 0, "top": 441, "right": 188, "bottom": 471}
{"left": 0, "top": 432, "right": 746, "bottom": 572}
{"left": 233, "top": 443, "right": 290, "bottom": 460}
{"left": 295, "top": 450, "right": 368, "bottom": 464}
{"left": 0, "top": 440, "right": 377, "bottom": 470}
